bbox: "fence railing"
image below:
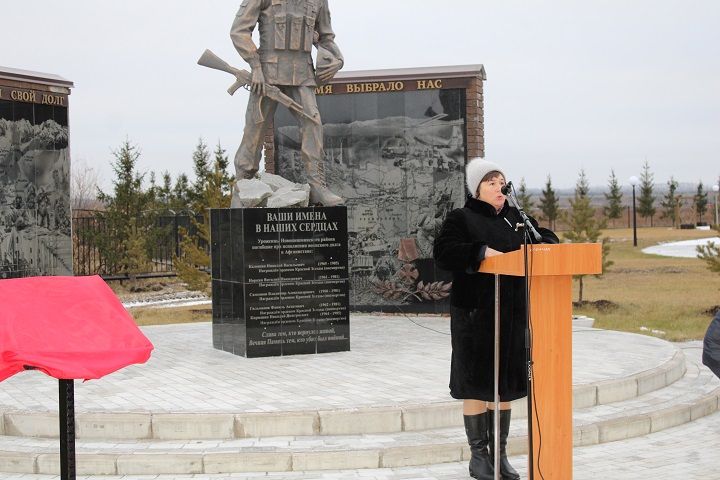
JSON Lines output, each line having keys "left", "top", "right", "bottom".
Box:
{"left": 72, "top": 210, "right": 205, "bottom": 277}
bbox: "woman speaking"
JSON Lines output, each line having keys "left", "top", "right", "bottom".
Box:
{"left": 433, "top": 158, "right": 558, "bottom": 480}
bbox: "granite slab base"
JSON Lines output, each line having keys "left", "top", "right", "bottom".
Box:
{"left": 210, "top": 206, "right": 350, "bottom": 358}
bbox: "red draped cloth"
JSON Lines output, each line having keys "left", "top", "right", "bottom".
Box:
{"left": 0, "top": 275, "right": 153, "bottom": 381}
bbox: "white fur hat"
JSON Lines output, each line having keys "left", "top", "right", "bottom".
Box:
{"left": 466, "top": 158, "right": 506, "bottom": 196}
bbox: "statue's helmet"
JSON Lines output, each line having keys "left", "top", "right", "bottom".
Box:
{"left": 315, "top": 46, "right": 342, "bottom": 85}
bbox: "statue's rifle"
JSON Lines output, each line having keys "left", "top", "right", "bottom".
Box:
{"left": 197, "top": 49, "right": 320, "bottom": 125}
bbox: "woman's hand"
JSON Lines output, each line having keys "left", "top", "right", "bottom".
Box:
{"left": 485, "top": 247, "right": 503, "bottom": 258}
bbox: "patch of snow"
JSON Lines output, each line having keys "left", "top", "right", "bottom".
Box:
{"left": 641, "top": 237, "right": 720, "bottom": 258}
{"left": 123, "top": 296, "right": 210, "bottom": 309}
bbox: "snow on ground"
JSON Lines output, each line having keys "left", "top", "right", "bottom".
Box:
{"left": 642, "top": 236, "right": 720, "bottom": 258}
{"left": 123, "top": 297, "right": 210, "bottom": 309}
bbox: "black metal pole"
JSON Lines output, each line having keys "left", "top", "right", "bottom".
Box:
{"left": 59, "top": 379, "right": 76, "bottom": 480}
{"left": 174, "top": 213, "right": 180, "bottom": 259}
{"left": 627, "top": 205, "right": 631, "bottom": 229}
{"left": 493, "top": 274, "right": 501, "bottom": 480}
{"left": 632, "top": 185, "right": 637, "bottom": 247}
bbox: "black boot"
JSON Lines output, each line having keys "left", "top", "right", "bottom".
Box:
{"left": 488, "top": 409, "right": 520, "bottom": 480}
{"left": 463, "top": 413, "right": 494, "bottom": 480}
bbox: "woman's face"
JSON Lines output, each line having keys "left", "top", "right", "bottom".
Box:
{"left": 476, "top": 174, "right": 506, "bottom": 211}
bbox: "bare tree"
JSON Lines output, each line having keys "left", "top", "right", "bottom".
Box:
{"left": 71, "top": 158, "right": 102, "bottom": 211}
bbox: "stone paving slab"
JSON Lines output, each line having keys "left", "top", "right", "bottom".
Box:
{"left": 0, "top": 318, "right": 677, "bottom": 415}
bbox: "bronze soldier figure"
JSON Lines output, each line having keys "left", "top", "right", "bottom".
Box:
{"left": 231, "top": 0, "right": 344, "bottom": 206}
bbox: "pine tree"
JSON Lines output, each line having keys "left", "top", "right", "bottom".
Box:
{"left": 147, "top": 171, "right": 159, "bottom": 206}
{"left": 637, "top": 160, "right": 656, "bottom": 226}
{"left": 660, "top": 177, "right": 682, "bottom": 227}
{"left": 563, "top": 170, "right": 612, "bottom": 302}
{"left": 603, "top": 170, "right": 623, "bottom": 227}
{"left": 159, "top": 171, "right": 173, "bottom": 207}
{"left": 575, "top": 169, "right": 590, "bottom": 197}
{"left": 517, "top": 177, "right": 534, "bottom": 216}
{"left": 191, "top": 138, "right": 211, "bottom": 205}
{"left": 539, "top": 175, "right": 560, "bottom": 230}
{"left": 694, "top": 181, "right": 709, "bottom": 224}
{"left": 123, "top": 218, "right": 154, "bottom": 278}
{"left": 213, "top": 141, "right": 235, "bottom": 197}
{"left": 94, "top": 139, "right": 153, "bottom": 277}
{"left": 697, "top": 242, "right": 720, "bottom": 274}
{"left": 174, "top": 144, "right": 233, "bottom": 293}
{"left": 173, "top": 174, "right": 191, "bottom": 210}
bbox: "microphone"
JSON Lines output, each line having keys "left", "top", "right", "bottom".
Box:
{"left": 503, "top": 181, "right": 543, "bottom": 242}
{"left": 501, "top": 181, "right": 513, "bottom": 195}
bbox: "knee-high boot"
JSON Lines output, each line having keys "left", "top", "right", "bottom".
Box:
{"left": 304, "top": 156, "right": 344, "bottom": 206}
{"left": 488, "top": 409, "right": 520, "bottom": 480}
{"left": 463, "top": 413, "right": 494, "bottom": 480}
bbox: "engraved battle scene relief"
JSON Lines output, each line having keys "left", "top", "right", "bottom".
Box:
{"left": 274, "top": 89, "right": 467, "bottom": 311}
{"left": 0, "top": 100, "right": 71, "bottom": 278}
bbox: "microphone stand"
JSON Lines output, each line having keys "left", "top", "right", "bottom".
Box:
{"left": 505, "top": 184, "right": 537, "bottom": 480}
{"left": 505, "top": 184, "right": 542, "bottom": 243}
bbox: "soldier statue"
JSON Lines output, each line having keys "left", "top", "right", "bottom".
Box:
{"left": 230, "top": 0, "right": 344, "bottom": 206}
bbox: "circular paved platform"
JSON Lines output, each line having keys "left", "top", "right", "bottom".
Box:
{"left": 0, "top": 315, "right": 677, "bottom": 414}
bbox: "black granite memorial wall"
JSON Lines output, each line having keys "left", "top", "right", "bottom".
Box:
{"left": 273, "top": 86, "right": 468, "bottom": 313}
{"left": 0, "top": 69, "right": 73, "bottom": 278}
{"left": 210, "top": 206, "right": 350, "bottom": 358}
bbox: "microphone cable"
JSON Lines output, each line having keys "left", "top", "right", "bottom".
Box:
{"left": 392, "top": 304, "right": 451, "bottom": 336}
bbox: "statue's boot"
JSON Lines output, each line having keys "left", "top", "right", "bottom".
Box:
{"left": 304, "top": 157, "right": 343, "bottom": 206}
{"left": 488, "top": 409, "right": 521, "bottom": 480}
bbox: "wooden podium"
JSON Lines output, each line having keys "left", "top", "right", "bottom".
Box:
{"left": 478, "top": 243, "right": 602, "bottom": 479}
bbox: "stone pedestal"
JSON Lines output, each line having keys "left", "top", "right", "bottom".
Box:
{"left": 210, "top": 206, "right": 350, "bottom": 357}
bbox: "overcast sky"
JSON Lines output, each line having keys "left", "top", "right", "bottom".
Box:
{"left": 3, "top": 1, "right": 719, "bottom": 191}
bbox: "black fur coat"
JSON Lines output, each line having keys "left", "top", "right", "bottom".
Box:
{"left": 433, "top": 195, "right": 558, "bottom": 401}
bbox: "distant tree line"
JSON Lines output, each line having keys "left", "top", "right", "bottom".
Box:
{"left": 519, "top": 162, "right": 720, "bottom": 290}
{"left": 521, "top": 160, "right": 717, "bottom": 230}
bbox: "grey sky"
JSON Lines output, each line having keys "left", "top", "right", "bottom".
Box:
{"left": 3, "top": 1, "right": 719, "bottom": 191}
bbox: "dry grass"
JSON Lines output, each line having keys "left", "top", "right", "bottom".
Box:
{"left": 572, "top": 227, "right": 719, "bottom": 341}
{"left": 129, "top": 306, "right": 211, "bottom": 326}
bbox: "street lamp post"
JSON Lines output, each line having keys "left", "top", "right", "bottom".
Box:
{"left": 713, "top": 184, "right": 719, "bottom": 227}
{"left": 629, "top": 176, "right": 639, "bottom": 247}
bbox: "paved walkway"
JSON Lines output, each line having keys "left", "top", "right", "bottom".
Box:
{"left": 0, "top": 317, "right": 676, "bottom": 414}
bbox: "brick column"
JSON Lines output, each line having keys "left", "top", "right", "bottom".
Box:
{"left": 465, "top": 74, "right": 485, "bottom": 161}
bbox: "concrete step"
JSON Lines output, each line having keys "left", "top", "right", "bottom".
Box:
{"left": 8, "top": 411, "right": 720, "bottom": 480}
{"left": 7, "top": 411, "right": 720, "bottom": 479}
{"left": 0, "top": 349, "right": 685, "bottom": 441}
{"left": 0, "top": 352, "right": 716, "bottom": 476}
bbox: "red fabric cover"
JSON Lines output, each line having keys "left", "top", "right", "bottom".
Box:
{"left": 0, "top": 275, "right": 153, "bottom": 381}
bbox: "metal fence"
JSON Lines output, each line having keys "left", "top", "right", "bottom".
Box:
{"left": 72, "top": 210, "right": 205, "bottom": 277}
